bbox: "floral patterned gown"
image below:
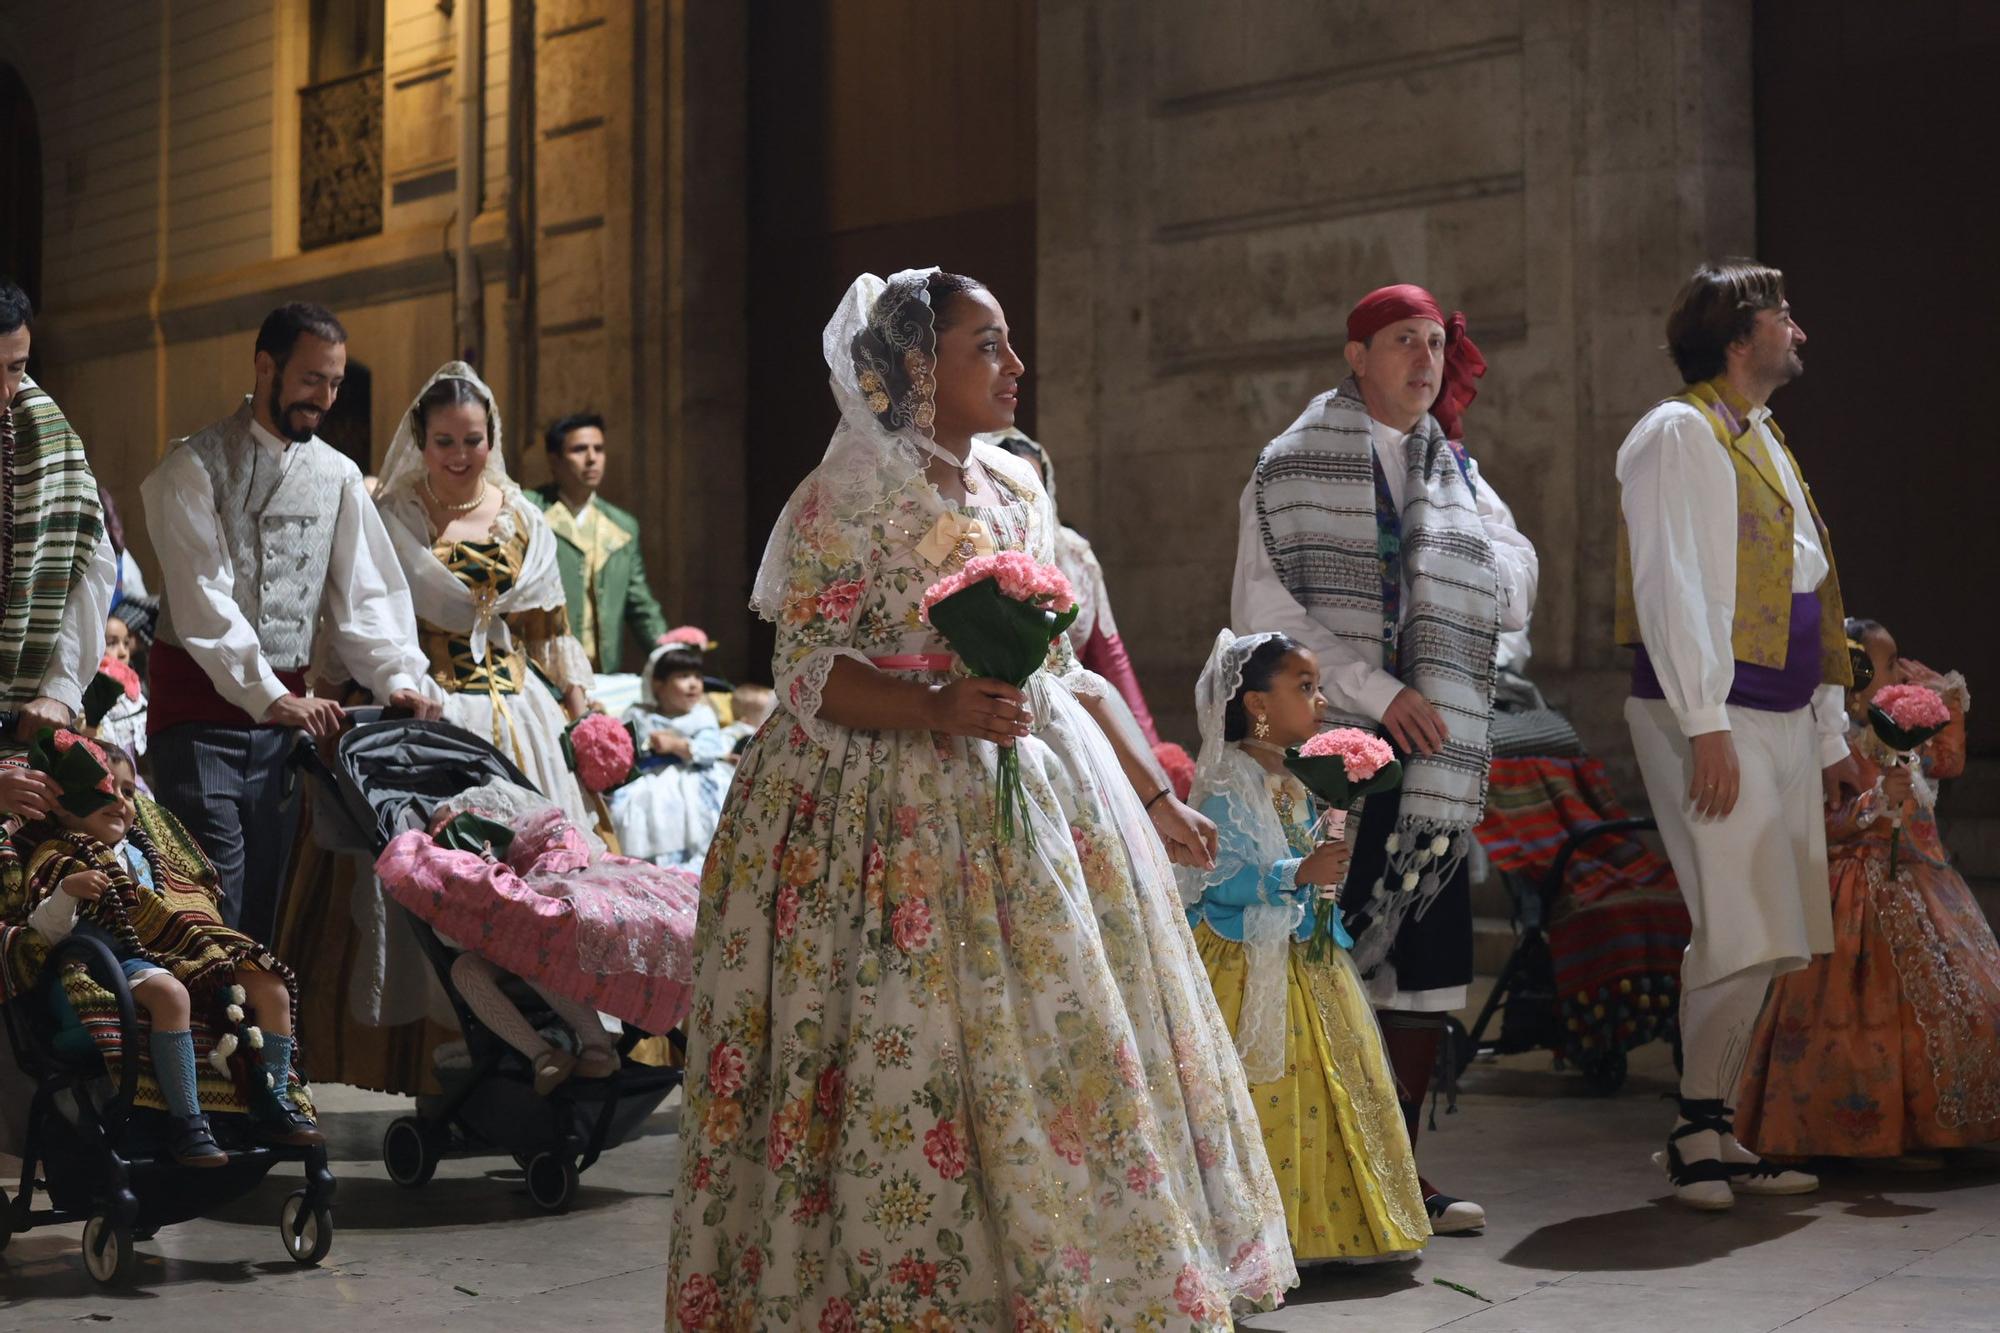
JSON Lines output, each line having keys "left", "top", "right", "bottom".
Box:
{"left": 1735, "top": 681, "right": 2000, "bottom": 1157}
{"left": 1188, "top": 771, "right": 1429, "bottom": 1261}
{"left": 667, "top": 457, "right": 1294, "bottom": 1331}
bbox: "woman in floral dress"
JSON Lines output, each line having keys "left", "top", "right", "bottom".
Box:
{"left": 666, "top": 271, "right": 1296, "bottom": 1331}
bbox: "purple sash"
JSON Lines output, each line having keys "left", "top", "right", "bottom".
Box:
{"left": 1631, "top": 591, "right": 1823, "bottom": 714}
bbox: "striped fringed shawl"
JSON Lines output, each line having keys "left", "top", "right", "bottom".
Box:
{"left": 0, "top": 799, "right": 308, "bottom": 1115}
{"left": 0, "top": 377, "right": 103, "bottom": 721}
{"left": 1252, "top": 379, "right": 1501, "bottom": 973}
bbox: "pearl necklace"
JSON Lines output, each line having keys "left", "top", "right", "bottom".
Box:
{"left": 425, "top": 475, "right": 487, "bottom": 513}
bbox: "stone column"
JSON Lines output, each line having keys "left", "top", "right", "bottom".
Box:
{"left": 1038, "top": 0, "right": 1753, "bottom": 773}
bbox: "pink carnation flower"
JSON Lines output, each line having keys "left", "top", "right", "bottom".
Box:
{"left": 920, "top": 551, "right": 1076, "bottom": 621}
{"left": 1874, "top": 682, "right": 1950, "bottom": 730}
{"left": 97, "top": 655, "right": 142, "bottom": 700}
{"left": 569, "top": 714, "right": 636, "bottom": 792}
{"left": 1298, "top": 726, "right": 1395, "bottom": 780}
{"left": 662, "top": 625, "right": 712, "bottom": 648}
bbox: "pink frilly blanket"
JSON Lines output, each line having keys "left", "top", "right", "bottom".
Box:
{"left": 375, "top": 806, "right": 699, "bottom": 1035}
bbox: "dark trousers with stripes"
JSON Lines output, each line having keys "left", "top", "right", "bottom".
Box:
{"left": 149, "top": 724, "right": 303, "bottom": 945}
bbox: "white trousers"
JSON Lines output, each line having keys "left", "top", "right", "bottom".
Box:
{"left": 1625, "top": 698, "right": 1832, "bottom": 992}
{"left": 1678, "top": 960, "right": 1775, "bottom": 1102}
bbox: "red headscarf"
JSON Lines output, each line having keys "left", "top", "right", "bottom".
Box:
{"left": 1345, "top": 283, "right": 1487, "bottom": 441}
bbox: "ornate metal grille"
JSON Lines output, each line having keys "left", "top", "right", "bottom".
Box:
{"left": 299, "top": 67, "right": 383, "bottom": 251}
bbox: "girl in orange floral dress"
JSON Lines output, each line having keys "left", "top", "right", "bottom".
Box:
{"left": 1735, "top": 618, "right": 2000, "bottom": 1166}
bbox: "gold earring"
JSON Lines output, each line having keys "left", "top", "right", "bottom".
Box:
{"left": 1253, "top": 715, "right": 1271, "bottom": 740}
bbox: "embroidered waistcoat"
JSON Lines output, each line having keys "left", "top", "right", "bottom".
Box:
{"left": 1614, "top": 379, "right": 1850, "bottom": 687}
{"left": 155, "top": 403, "right": 348, "bottom": 670}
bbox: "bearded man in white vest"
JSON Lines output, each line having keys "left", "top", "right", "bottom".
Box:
{"left": 141, "top": 303, "right": 441, "bottom": 943}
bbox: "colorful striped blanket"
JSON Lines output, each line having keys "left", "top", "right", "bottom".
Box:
{"left": 1474, "top": 755, "right": 1689, "bottom": 1057}
{"left": 0, "top": 798, "right": 308, "bottom": 1115}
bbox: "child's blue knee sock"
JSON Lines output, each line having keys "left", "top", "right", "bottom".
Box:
{"left": 148, "top": 1028, "right": 202, "bottom": 1120}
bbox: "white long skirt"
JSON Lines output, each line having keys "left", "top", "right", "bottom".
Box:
{"left": 443, "top": 679, "right": 595, "bottom": 830}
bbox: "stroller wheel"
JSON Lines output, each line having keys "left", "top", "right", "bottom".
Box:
{"left": 383, "top": 1115, "right": 441, "bottom": 1188}
{"left": 525, "top": 1152, "right": 579, "bottom": 1213}
{"left": 1579, "top": 1047, "right": 1629, "bottom": 1095}
{"left": 279, "top": 1189, "right": 334, "bottom": 1266}
{"left": 82, "top": 1211, "right": 136, "bottom": 1286}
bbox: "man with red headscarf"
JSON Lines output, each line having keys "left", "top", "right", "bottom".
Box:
{"left": 1231, "top": 283, "right": 1538, "bottom": 1234}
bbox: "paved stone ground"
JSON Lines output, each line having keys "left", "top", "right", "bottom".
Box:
{"left": 5, "top": 1040, "right": 2000, "bottom": 1331}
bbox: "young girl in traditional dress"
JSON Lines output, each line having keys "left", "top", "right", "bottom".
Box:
{"left": 608, "top": 632, "right": 734, "bottom": 868}
{"left": 1735, "top": 618, "right": 2000, "bottom": 1166}
{"left": 1181, "top": 630, "right": 1430, "bottom": 1262}
{"left": 3, "top": 733, "right": 319, "bottom": 1165}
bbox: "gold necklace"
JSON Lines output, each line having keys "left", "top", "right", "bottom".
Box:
{"left": 425, "top": 475, "right": 487, "bottom": 513}
{"left": 1241, "top": 738, "right": 1289, "bottom": 758}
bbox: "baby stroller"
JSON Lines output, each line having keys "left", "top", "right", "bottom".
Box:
{"left": 1455, "top": 673, "right": 1688, "bottom": 1094}
{"left": 299, "top": 710, "right": 684, "bottom": 1212}
{"left": 0, "top": 805, "right": 335, "bottom": 1285}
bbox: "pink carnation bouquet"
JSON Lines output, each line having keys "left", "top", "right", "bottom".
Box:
{"left": 919, "top": 552, "right": 1080, "bottom": 845}
{"left": 1868, "top": 682, "right": 1952, "bottom": 873}
{"left": 81, "top": 654, "right": 143, "bottom": 729}
{"left": 1285, "top": 727, "right": 1403, "bottom": 961}
{"left": 563, "top": 712, "right": 639, "bottom": 794}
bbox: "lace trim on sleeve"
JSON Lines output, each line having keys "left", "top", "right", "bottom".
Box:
{"left": 525, "top": 629, "right": 594, "bottom": 693}
{"left": 1059, "top": 664, "right": 1114, "bottom": 701}
{"left": 785, "top": 647, "right": 876, "bottom": 749}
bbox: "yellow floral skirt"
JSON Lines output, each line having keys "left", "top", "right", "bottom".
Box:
{"left": 1194, "top": 923, "right": 1431, "bottom": 1260}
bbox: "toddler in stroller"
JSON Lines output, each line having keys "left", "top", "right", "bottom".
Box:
{"left": 380, "top": 778, "right": 700, "bottom": 1091}
{"left": 306, "top": 712, "right": 697, "bottom": 1211}
{"left": 0, "top": 732, "right": 332, "bottom": 1282}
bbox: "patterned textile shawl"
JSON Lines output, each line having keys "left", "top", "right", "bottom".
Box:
{"left": 0, "top": 377, "right": 103, "bottom": 712}
{"left": 1253, "top": 378, "right": 1500, "bottom": 970}
{"left": 0, "top": 798, "right": 307, "bottom": 1114}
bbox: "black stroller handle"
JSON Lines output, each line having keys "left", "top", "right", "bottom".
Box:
{"left": 39, "top": 933, "right": 141, "bottom": 1140}
{"left": 1539, "top": 816, "right": 1660, "bottom": 914}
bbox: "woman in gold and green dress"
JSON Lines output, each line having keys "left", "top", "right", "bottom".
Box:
{"left": 281, "top": 363, "right": 600, "bottom": 1094}
{"left": 1180, "top": 629, "right": 1430, "bottom": 1262}
{"left": 371, "top": 362, "right": 595, "bottom": 830}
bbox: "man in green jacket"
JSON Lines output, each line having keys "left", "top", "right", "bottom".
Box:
{"left": 527, "top": 412, "right": 670, "bottom": 674}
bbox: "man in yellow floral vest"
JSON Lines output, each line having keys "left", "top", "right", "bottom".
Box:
{"left": 1616, "top": 261, "right": 1866, "bottom": 1210}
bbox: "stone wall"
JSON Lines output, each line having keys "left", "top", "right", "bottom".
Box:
{"left": 1038, "top": 0, "right": 1754, "bottom": 789}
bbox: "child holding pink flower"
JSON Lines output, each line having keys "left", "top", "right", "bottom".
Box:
{"left": 1735, "top": 617, "right": 2000, "bottom": 1165}
{"left": 1178, "top": 630, "right": 1429, "bottom": 1262}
